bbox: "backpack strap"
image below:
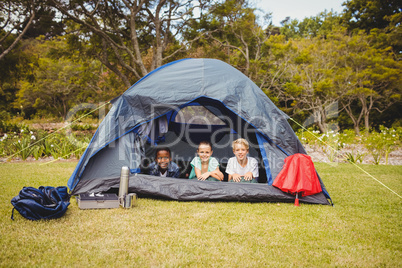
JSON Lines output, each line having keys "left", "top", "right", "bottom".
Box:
{"left": 11, "top": 207, "right": 15, "bottom": 220}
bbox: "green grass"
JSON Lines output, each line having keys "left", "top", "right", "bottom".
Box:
{"left": 0, "top": 162, "right": 401, "bottom": 267}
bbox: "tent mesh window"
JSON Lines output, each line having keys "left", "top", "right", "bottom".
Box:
{"left": 174, "top": 106, "right": 226, "bottom": 125}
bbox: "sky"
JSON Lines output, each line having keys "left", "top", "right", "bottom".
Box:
{"left": 253, "top": 0, "right": 346, "bottom": 26}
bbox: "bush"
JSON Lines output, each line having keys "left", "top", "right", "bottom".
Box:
{"left": 362, "top": 126, "right": 401, "bottom": 165}
{"left": 0, "top": 125, "right": 91, "bottom": 161}
{"left": 295, "top": 126, "right": 401, "bottom": 165}
{"left": 70, "top": 123, "right": 97, "bottom": 131}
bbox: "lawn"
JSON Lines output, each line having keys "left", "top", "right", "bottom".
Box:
{"left": 0, "top": 161, "right": 401, "bottom": 267}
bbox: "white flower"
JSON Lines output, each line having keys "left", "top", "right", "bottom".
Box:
{"left": 18, "top": 140, "right": 21, "bottom": 143}
{"left": 31, "top": 135, "right": 36, "bottom": 140}
{"left": 30, "top": 131, "right": 33, "bottom": 135}
{"left": 20, "top": 129, "right": 24, "bottom": 133}
{"left": 3, "top": 134, "right": 7, "bottom": 139}
{"left": 392, "top": 135, "right": 396, "bottom": 137}
{"left": 51, "top": 144, "right": 54, "bottom": 147}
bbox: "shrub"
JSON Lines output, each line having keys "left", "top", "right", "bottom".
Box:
{"left": 0, "top": 124, "right": 92, "bottom": 161}
{"left": 295, "top": 128, "right": 320, "bottom": 147}
{"left": 345, "top": 151, "right": 365, "bottom": 164}
{"left": 378, "top": 126, "right": 401, "bottom": 165}
{"left": 361, "top": 126, "right": 401, "bottom": 165}
{"left": 70, "top": 123, "right": 97, "bottom": 131}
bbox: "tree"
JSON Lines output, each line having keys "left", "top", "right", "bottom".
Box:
{"left": 251, "top": 34, "right": 296, "bottom": 107}
{"left": 0, "top": 0, "right": 37, "bottom": 60}
{"left": 198, "top": 0, "right": 267, "bottom": 76}
{"left": 341, "top": 0, "right": 402, "bottom": 32}
{"left": 15, "top": 36, "right": 125, "bottom": 118}
{"left": 49, "top": 0, "right": 211, "bottom": 88}
{"left": 280, "top": 11, "right": 341, "bottom": 39}
{"left": 23, "top": 4, "right": 64, "bottom": 39}
{"left": 331, "top": 29, "right": 402, "bottom": 134}
{"left": 272, "top": 37, "right": 341, "bottom": 133}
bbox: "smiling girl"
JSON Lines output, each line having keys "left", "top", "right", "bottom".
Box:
{"left": 189, "top": 141, "right": 224, "bottom": 181}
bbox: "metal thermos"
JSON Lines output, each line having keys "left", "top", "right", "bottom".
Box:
{"left": 119, "top": 166, "right": 130, "bottom": 203}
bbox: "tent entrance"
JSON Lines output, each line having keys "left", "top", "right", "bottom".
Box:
{"left": 137, "top": 97, "right": 285, "bottom": 183}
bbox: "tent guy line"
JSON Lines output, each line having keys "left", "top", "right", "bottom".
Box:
{"left": 289, "top": 117, "right": 402, "bottom": 199}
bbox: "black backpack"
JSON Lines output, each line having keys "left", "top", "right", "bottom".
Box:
{"left": 11, "top": 186, "right": 70, "bottom": 221}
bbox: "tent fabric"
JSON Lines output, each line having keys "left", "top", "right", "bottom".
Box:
{"left": 73, "top": 174, "right": 330, "bottom": 205}
{"left": 273, "top": 154, "right": 322, "bottom": 197}
{"left": 68, "top": 58, "right": 331, "bottom": 204}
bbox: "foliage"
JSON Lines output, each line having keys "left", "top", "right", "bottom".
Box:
{"left": 199, "top": 0, "right": 267, "bottom": 75}
{"left": 280, "top": 11, "right": 341, "bottom": 39}
{"left": 0, "top": 123, "right": 91, "bottom": 161}
{"left": 70, "top": 123, "right": 97, "bottom": 132}
{"left": 362, "top": 126, "right": 401, "bottom": 165}
{"left": 14, "top": 37, "right": 125, "bottom": 119}
{"left": 49, "top": 0, "right": 212, "bottom": 87}
{"left": 267, "top": 35, "right": 341, "bottom": 132}
{"left": 0, "top": 119, "right": 25, "bottom": 134}
{"left": 0, "top": 37, "right": 37, "bottom": 115}
{"left": 341, "top": 0, "right": 402, "bottom": 32}
{"left": 23, "top": 5, "right": 65, "bottom": 39}
{"left": 296, "top": 126, "right": 401, "bottom": 164}
{"left": 379, "top": 126, "right": 402, "bottom": 164}
{"left": 333, "top": 29, "right": 402, "bottom": 134}
{"left": 259, "top": 24, "right": 401, "bottom": 133}
{"left": 344, "top": 151, "right": 365, "bottom": 164}
{"left": 0, "top": 0, "right": 36, "bottom": 60}
{"left": 0, "top": 0, "right": 401, "bottom": 131}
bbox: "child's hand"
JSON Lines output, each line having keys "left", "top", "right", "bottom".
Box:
{"left": 198, "top": 172, "right": 211, "bottom": 181}
{"left": 232, "top": 173, "right": 242, "bottom": 182}
{"left": 243, "top": 172, "right": 254, "bottom": 181}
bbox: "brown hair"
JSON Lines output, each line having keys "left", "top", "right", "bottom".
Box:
{"left": 198, "top": 141, "right": 212, "bottom": 150}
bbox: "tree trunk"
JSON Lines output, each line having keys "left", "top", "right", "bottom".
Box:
{"left": 314, "top": 108, "right": 327, "bottom": 133}
{"left": 364, "top": 95, "right": 374, "bottom": 131}
{"left": 342, "top": 101, "right": 361, "bottom": 135}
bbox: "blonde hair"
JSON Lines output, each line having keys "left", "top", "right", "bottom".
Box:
{"left": 232, "top": 138, "right": 249, "bottom": 150}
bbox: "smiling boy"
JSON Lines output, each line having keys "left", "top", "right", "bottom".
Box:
{"left": 225, "top": 138, "right": 259, "bottom": 183}
{"left": 147, "top": 147, "right": 180, "bottom": 178}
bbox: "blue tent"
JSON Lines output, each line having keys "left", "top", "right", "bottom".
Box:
{"left": 68, "top": 58, "right": 331, "bottom": 205}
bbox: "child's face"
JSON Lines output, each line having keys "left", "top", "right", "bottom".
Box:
{"left": 233, "top": 143, "right": 248, "bottom": 161}
{"left": 197, "top": 144, "right": 212, "bottom": 163}
{"left": 156, "top": 150, "right": 171, "bottom": 171}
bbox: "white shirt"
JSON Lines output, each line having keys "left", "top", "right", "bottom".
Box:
{"left": 225, "top": 156, "right": 259, "bottom": 178}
